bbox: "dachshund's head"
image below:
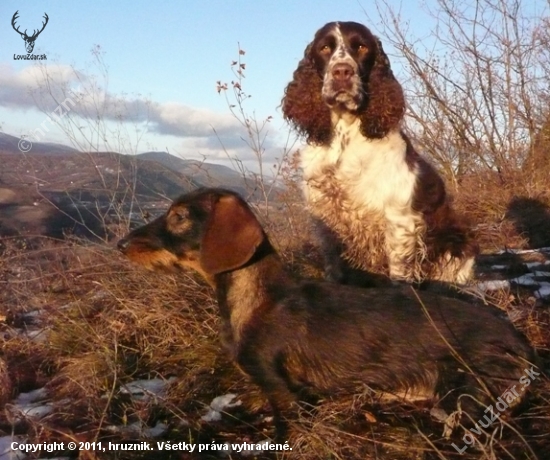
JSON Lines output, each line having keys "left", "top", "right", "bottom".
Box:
{"left": 117, "top": 188, "right": 266, "bottom": 284}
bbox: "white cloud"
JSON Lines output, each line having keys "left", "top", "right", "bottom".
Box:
{"left": 150, "top": 102, "right": 239, "bottom": 137}
{"left": 0, "top": 63, "right": 292, "bottom": 170}
{"left": 0, "top": 64, "right": 244, "bottom": 140}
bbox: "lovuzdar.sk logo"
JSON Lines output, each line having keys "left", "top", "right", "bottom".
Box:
{"left": 12, "top": 10, "right": 48, "bottom": 60}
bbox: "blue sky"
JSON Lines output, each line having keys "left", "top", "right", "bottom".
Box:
{"left": 0, "top": 1, "right": 437, "bottom": 169}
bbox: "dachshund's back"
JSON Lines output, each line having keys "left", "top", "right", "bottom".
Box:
{"left": 251, "top": 279, "right": 534, "bottom": 406}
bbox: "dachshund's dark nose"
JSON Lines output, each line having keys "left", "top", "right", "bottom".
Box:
{"left": 117, "top": 238, "right": 130, "bottom": 252}
{"left": 331, "top": 63, "right": 354, "bottom": 81}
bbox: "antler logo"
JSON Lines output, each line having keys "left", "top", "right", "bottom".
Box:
{"left": 11, "top": 11, "right": 49, "bottom": 54}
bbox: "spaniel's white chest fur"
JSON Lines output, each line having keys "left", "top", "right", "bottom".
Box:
{"left": 302, "top": 121, "right": 417, "bottom": 212}
{"left": 301, "top": 119, "right": 425, "bottom": 280}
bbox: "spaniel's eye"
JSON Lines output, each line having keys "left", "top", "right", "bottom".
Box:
{"left": 357, "top": 44, "right": 368, "bottom": 53}
{"left": 320, "top": 45, "right": 332, "bottom": 54}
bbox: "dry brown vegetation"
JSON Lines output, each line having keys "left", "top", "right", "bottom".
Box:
{"left": 0, "top": 189, "right": 549, "bottom": 459}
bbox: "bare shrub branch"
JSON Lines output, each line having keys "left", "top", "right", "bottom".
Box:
{"left": 369, "top": 0, "right": 550, "bottom": 184}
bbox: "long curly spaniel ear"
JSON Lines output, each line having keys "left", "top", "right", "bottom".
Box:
{"left": 359, "top": 38, "right": 406, "bottom": 139}
{"left": 281, "top": 45, "right": 332, "bottom": 145}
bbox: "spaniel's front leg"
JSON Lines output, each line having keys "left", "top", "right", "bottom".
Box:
{"left": 312, "top": 217, "right": 347, "bottom": 283}
{"left": 384, "top": 209, "right": 425, "bottom": 282}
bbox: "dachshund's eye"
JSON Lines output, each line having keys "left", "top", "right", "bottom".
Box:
{"left": 171, "top": 208, "right": 189, "bottom": 223}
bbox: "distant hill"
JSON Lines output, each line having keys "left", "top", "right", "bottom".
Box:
{"left": 0, "top": 147, "right": 196, "bottom": 201}
{"left": 0, "top": 132, "right": 277, "bottom": 239}
{"left": 137, "top": 151, "right": 255, "bottom": 195}
{"left": 0, "top": 147, "right": 194, "bottom": 239}
{"left": 0, "top": 132, "right": 263, "bottom": 198}
{"left": 0, "top": 132, "right": 79, "bottom": 155}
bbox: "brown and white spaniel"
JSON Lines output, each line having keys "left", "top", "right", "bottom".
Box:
{"left": 282, "top": 21, "right": 477, "bottom": 284}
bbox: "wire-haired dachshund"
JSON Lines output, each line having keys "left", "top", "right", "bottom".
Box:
{"left": 118, "top": 188, "right": 537, "bottom": 441}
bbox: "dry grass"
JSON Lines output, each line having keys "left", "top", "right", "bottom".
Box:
{"left": 453, "top": 170, "right": 550, "bottom": 252}
{"left": 1, "top": 172, "right": 550, "bottom": 459}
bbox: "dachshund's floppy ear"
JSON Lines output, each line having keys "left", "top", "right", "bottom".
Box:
{"left": 281, "top": 44, "right": 332, "bottom": 145}
{"left": 200, "top": 194, "right": 265, "bottom": 275}
{"left": 359, "top": 37, "right": 406, "bottom": 139}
